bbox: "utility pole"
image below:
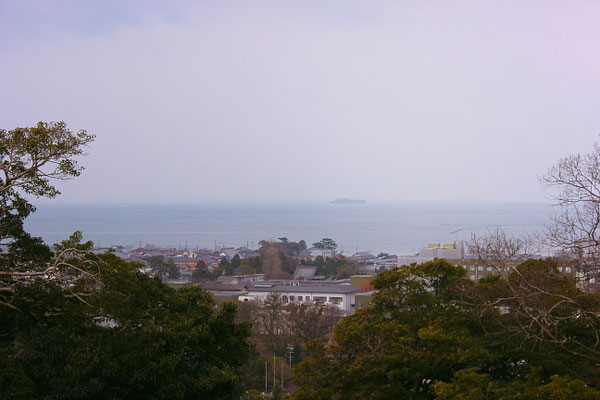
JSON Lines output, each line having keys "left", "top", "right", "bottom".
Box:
{"left": 273, "top": 353, "right": 276, "bottom": 392}
{"left": 265, "top": 361, "right": 268, "bottom": 394}
{"left": 286, "top": 345, "right": 294, "bottom": 369}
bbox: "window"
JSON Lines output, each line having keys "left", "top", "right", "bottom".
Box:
{"left": 358, "top": 301, "right": 364, "bottom": 308}
{"left": 297, "top": 296, "right": 303, "bottom": 302}
{"left": 329, "top": 297, "right": 343, "bottom": 304}
{"left": 566, "top": 267, "right": 572, "bottom": 273}
{"left": 477, "top": 266, "right": 483, "bottom": 271}
{"left": 289, "top": 296, "right": 295, "bottom": 302}
{"left": 313, "top": 296, "right": 327, "bottom": 304}
{"left": 282, "top": 295, "right": 288, "bottom": 303}
{"left": 470, "top": 275, "right": 476, "bottom": 281}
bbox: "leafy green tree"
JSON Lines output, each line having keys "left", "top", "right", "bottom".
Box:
{"left": 148, "top": 255, "right": 167, "bottom": 277}
{"left": 192, "top": 259, "right": 211, "bottom": 282}
{"left": 231, "top": 254, "right": 241, "bottom": 270}
{"left": 312, "top": 255, "right": 354, "bottom": 278}
{"left": 166, "top": 258, "right": 180, "bottom": 279}
{"left": 220, "top": 257, "right": 235, "bottom": 276}
{"left": 0, "top": 121, "right": 94, "bottom": 310}
{"left": 434, "top": 368, "right": 600, "bottom": 400}
{"left": 291, "top": 259, "right": 600, "bottom": 400}
{"left": 1, "top": 252, "right": 253, "bottom": 399}
{"left": 0, "top": 122, "right": 253, "bottom": 399}
{"left": 312, "top": 238, "right": 337, "bottom": 250}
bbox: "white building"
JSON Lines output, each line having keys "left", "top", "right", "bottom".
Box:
{"left": 240, "top": 282, "right": 360, "bottom": 315}
{"left": 299, "top": 248, "right": 336, "bottom": 259}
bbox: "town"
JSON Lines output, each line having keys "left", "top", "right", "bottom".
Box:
{"left": 93, "top": 237, "right": 594, "bottom": 317}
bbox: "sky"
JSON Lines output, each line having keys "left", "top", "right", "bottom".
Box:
{"left": 1, "top": 0, "right": 599, "bottom": 204}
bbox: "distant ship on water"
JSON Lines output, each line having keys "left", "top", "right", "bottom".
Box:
{"left": 330, "top": 198, "right": 366, "bottom": 204}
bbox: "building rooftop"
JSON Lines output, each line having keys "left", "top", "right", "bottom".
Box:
{"left": 247, "top": 282, "right": 359, "bottom": 294}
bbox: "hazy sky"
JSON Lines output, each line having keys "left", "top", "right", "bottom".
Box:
{"left": 1, "top": 1, "right": 599, "bottom": 204}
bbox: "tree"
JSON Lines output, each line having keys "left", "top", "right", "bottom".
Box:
{"left": 0, "top": 252, "right": 253, "bottom": 399}
{"left": 541, "top": 140, "right": 600, "bottom": 277}
{"left": 312, "top": 238, "right": 337, "bottom": 250}
{"left": 291, "top": 259, "right": 600, "bottom": 399}
{"left": 220, "top": 257, "right": 235, "bottom": 276}
{"left": 434, "top": 368, "right": 600, "bottom": 400}
{"left": 192, "top": 259, "right": 211, "bottom": 282}
{"left": 0, "top": 122, "right": 253, "bottom": 398}
{"left": 0, "top": 121, "right": 94, "bottom": 202}
{"left": 285, "top": 303, "right": 343, "bottom": 344}
{"left": 231, "top": 254, "right": 241, "bottom": 270}
{"left": 254, "top": 294, "right": 288, "bottom": 355}
{"left": 312, "top": 255, "right": 355, "bottom": 279}
{"left": 148, "top": 255, "right": 167, "bottom": 277}
{"left": 166, "top": 259, "right": 180, "bottom": 279}
{"left": 0, "top": 121, "right": 95, "bottom": 310}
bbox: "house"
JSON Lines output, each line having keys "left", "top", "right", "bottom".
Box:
{"left": 235, "top": 246, "right": 257, "bottom": 258}
{"left": 219, "top": 247, "right": 236, "bottom": 260}
{"left": 292, "top": 266, "right": 318, "bottom": 280}
{"left": 375, "top": 254, "right": 398, "bottom": 269}
{"left": 350, "top": 252, "right": 376, "bottom": 265}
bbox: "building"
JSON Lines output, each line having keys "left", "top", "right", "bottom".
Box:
{"left": 299, "top": 248, "right": 336, "bottom": 259}
{"left": 216, "top": 274, "right": 265, "bottom": 285}
{"left": 240, "top": 281, "right": 360, "bottom": 315}
{"left": 292, "top": 266, "right": 318, "bottom": 280}
{"left": 419, "top": 240, "right": 465, "bottom": 259}
{"left": 350, "top": 252, "right": 376, "bottom": 265}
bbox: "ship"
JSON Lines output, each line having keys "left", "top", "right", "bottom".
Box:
{"left": 330, "top": 198, "right": 366, "bottom": 204}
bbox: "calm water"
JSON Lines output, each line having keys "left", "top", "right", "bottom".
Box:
{"left": 23, "top": 202, "right": 551, "bottom": 255}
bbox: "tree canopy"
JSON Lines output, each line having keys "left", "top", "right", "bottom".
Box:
{"left": 0, "top": 122, "right": 253, "bottom": 399}
{"left": 291, "top": 259, "right": 600, "bottom": 399}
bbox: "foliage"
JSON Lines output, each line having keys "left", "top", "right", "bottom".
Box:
{"left": 285, "top": 302, "right": 344, "bottom": 344}
{"left": 260, "top": 239, "right": 306, "bottom": 257}
{"left": 434, "top": 368, "right": 600, "bottom": 400}
{"left": 312, "top": 238, "right": 337, "bottom": 250}
{"left": 1, "top": 121, "right": 94, "bottom": 309}
{"left": 291, "top": 259, "right": 600, "bottom": 399}
{"left": 0, "top": 121, "right": 253, "bottom": 399}
{"left": 148, "top": 255, "right": 167, "bottom": 277}
{"left": 0, "top": 253, "right": 253, "bottom": 399}
{"left": 192, "top": 259, "right": 211, "bottom": 281}
{"left": 313, "top": 255, "right": 355, "bottom": 278}
{"left": 166, "top": 258, "right": 180, "bottom": 279}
